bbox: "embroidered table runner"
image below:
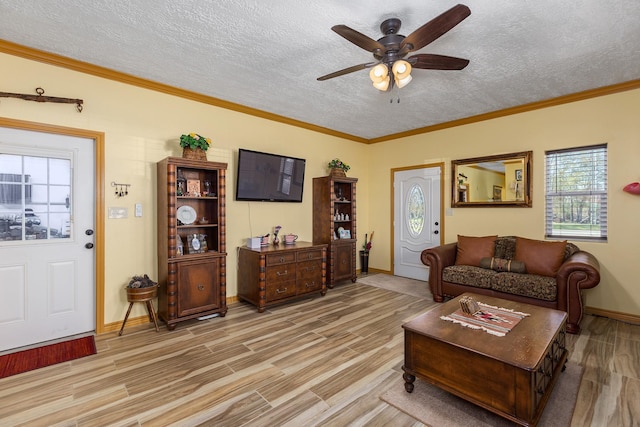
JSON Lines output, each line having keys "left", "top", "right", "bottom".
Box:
{"left": 440, "top": 302, "right": 530, "bottom": 336}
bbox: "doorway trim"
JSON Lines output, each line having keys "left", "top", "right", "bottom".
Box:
{"left": 0, "top": 117, "right": 106, "bottom": 334}
{"left": 390, "top": 162, "right": 445, "bottom": 273}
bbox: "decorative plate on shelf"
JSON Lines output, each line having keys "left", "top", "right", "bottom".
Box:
{"left": 177, "top": 205, "right": 196, "bottom": 225}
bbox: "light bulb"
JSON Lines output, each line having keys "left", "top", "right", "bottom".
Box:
{"left": 392, "top": 60, "right": 412, "bottom": 80}
{"left": 369, "top": 64, "right": 388, "bottom": 83}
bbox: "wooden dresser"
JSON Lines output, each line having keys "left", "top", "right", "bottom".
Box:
{"left": 237, "top": 242, "right": 327, "bottom": 312}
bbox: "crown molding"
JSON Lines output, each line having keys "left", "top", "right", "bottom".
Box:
{"left": 368, "top": 79, "right": 640, "bottom": 143}
{"left": 2, "top": 39, "right": 639, "bottom": 145}
{"left": 0, "top": 39, "right": 367, "bottom": 144}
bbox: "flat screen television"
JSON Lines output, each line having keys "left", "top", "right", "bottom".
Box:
{"left": 235, "top": 148, "right": 306, "bottom": 202}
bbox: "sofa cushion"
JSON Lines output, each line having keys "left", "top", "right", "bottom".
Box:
{"left": 455, "top": 235, "right": 497, "bottom": 266}
{"left": 443, "top": 265, "right": 495, "bottom": 289}
{"left": 480, "top": 257, "right": 527, "bottom": 273}
{"left": 490, "top": 273, "right": 557, "bottom": 301}
{"left": 514, "top": 237, "right": 567, "bottom": 277}
{"left": 494, "top": 236, "right": 517, "bottom": 260}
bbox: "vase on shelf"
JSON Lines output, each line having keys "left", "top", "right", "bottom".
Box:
{"left": 182, "top": 147, "right": 207, "bottom": 161}
{"left": 330, "top": 168, "right": 346, "bottom": 178}
{"left": 273, "top": 236, "right": 280, "bottom": 245}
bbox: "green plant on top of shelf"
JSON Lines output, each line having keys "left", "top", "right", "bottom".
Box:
{"left": 180, "top": 133, "right": 212, "bottom": 151}
{"left": 327, "top": 158, "right": 350, "bottom": 171}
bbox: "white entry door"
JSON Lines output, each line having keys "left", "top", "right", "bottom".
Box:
{"left": 393, "top": 166, "right": 441, "bottom": 280}
{"left": 0, "top": 127, "right": 95, "bottom": 352}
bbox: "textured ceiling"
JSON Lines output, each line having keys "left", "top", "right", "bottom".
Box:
{"left": 1, "top": 1, "right": 639, "bottom": 140}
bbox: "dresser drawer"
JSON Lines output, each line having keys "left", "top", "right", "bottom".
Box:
{"left": 265, "top": 280, "right": 297, "bottom": 301}
{"left": 266, "top": 264, "right": 296, "bottom": 283}
{"left": 296, "top": 249, "right": 324, "bottom": 262}
{"left": 266, "top": 252, "right": 296, "bottom": 266}
{"left": 297, "top": 260, "right": 322, "bottom": 281}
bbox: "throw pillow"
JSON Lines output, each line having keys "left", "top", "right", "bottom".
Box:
{"left": 480, "top": 257, "right": 527, "bottom": 273}
{"left": 455, "top": 235, "right": 497, "bottom": 267}
{"left": 514, "top": 237, "right": 567, "bottom": 277}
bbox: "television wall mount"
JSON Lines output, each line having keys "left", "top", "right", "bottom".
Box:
{"left": 0, "top": 87, "right": 83, "bottom": 112}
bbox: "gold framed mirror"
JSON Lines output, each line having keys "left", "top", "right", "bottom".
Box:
{"left": 452, "top": 151, "right": 532, "bottom": 207}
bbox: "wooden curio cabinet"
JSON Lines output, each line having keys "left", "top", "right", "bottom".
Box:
{"left": 312, "top": 175, "right": 358, "bottom": 287}
{"left": 157, "top": 157, "right": 227, "bottom": 330}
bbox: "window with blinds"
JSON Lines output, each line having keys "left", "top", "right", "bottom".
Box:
{"left": 545, "top": 144, "right": 607, "bottom": 240}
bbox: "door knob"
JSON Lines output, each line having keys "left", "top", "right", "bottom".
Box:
{"left": 85, "top": 242, "right": 94, "bottom": 249}
{"left": 434, "top": 221, "right": 439, "bottom": 226}
{"left": 85, "top": 229, "right": 94, "bottom": 235}
{"left": 434, "top": 230, "right": 439, "bottom": 235}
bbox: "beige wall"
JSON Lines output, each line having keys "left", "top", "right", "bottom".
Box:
{"left": 369, "top": 89, "right": 640, "bottom": 316}
{"left": 0, "top": 52, "right": 370, "bottom": 325}
{"left": 2, "top": 51, "right": 639, "bottom": 326}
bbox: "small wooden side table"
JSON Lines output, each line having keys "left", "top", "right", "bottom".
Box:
{"left": 119, "top": 285, "right": 160, "bottom": 336}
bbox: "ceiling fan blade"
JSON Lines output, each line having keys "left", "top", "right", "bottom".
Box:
{"left": 401, "top": 4, "right": 471, "bottom": 52}
{"left": 332, "top": 25, "right": 385, "bottom": 53}
{"left": 317, "top": 62, "right": 377, "bottom": 81}
{"left": 408, "top": 54, "right": 469, "bottom": 70}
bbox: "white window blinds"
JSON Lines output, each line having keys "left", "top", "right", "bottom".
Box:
{"left": 545, "top": 144, "right": 607, "bottom": 240}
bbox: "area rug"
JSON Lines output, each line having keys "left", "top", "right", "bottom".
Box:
{"left": 0, "top": 335, "right": 96, "bottom": 379}
{"left": 357, "top": 274, "right": 431, "bottom": 299}
{"left": 380, "top": 362, "right": 583, "bottom": 427}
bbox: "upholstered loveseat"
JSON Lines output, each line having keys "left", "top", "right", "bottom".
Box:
{"left": 421, "top": 235, "right": 600, "bottom": 334}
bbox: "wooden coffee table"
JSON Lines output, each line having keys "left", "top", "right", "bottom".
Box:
{"left": 402, "top": 293, "right": 567, "bottom": 427}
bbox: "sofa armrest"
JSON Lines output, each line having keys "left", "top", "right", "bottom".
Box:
{"left": 421, "top": 242, "right": 457, "bottom": 302}
{"left": 556, "top": 250, "right": 601, "bottom": 333}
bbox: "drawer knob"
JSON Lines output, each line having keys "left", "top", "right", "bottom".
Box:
{"left": 276, "top": 270, "right": 288, "bottom": 276}
{"left": 276, "top": 287, "right": 288, "bottom": 294}
{"left": 197, "top": 284, "right": 205, "bottom": 291}
{"left": 280, "top": 257, "right": 285, "bottom": 263}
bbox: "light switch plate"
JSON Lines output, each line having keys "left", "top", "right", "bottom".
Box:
{"left": 135, "top": 203, "right": 142, "bottom": 217}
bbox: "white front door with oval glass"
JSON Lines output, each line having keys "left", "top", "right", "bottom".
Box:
{"left": 393, "top": 166, "right": 441, "bottom": 281}
{"left": 0, "top": 127, "right": 95, "bottom": 352}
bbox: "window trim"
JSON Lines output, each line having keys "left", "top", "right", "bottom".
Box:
{"left": 544, "top": 143, "right": 607, "bottom": 242}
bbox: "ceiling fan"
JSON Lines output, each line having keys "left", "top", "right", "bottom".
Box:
{"left": 317, "top": 4, "right": 471, "bottom": 92}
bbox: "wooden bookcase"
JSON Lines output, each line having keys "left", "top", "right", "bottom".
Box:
{"left": 156, "top": 157, "right": 227, "bottom": 330}
{"left": 312, "top": 175, "right": 358, "bottom": 286}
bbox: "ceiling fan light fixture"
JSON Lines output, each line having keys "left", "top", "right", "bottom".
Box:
{"left": 392, "top": 60, "right": 412, "bottom": 80}
{"left": 369, "top": 63, "right": 388, "bottom": 83}
{"left": 395, "top": 73, "right": 412, "bottom": 88}
{"left": 372, "top": 77, "right": 390, "bottom": 91}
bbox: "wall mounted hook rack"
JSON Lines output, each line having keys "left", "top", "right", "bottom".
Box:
{"left": 111, "top": 181, "right": 131, "bottom": 197}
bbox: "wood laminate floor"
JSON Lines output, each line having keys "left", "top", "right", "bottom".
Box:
{"left": 0, "top": 281, "right": 638, "bottom": 426}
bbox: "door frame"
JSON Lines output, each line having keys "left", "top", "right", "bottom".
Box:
{"left": 390, "top": 162, "right": 445, "bottom": 274}
{"left": 0, "top": 117, "right": 106, "bottom": 334}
